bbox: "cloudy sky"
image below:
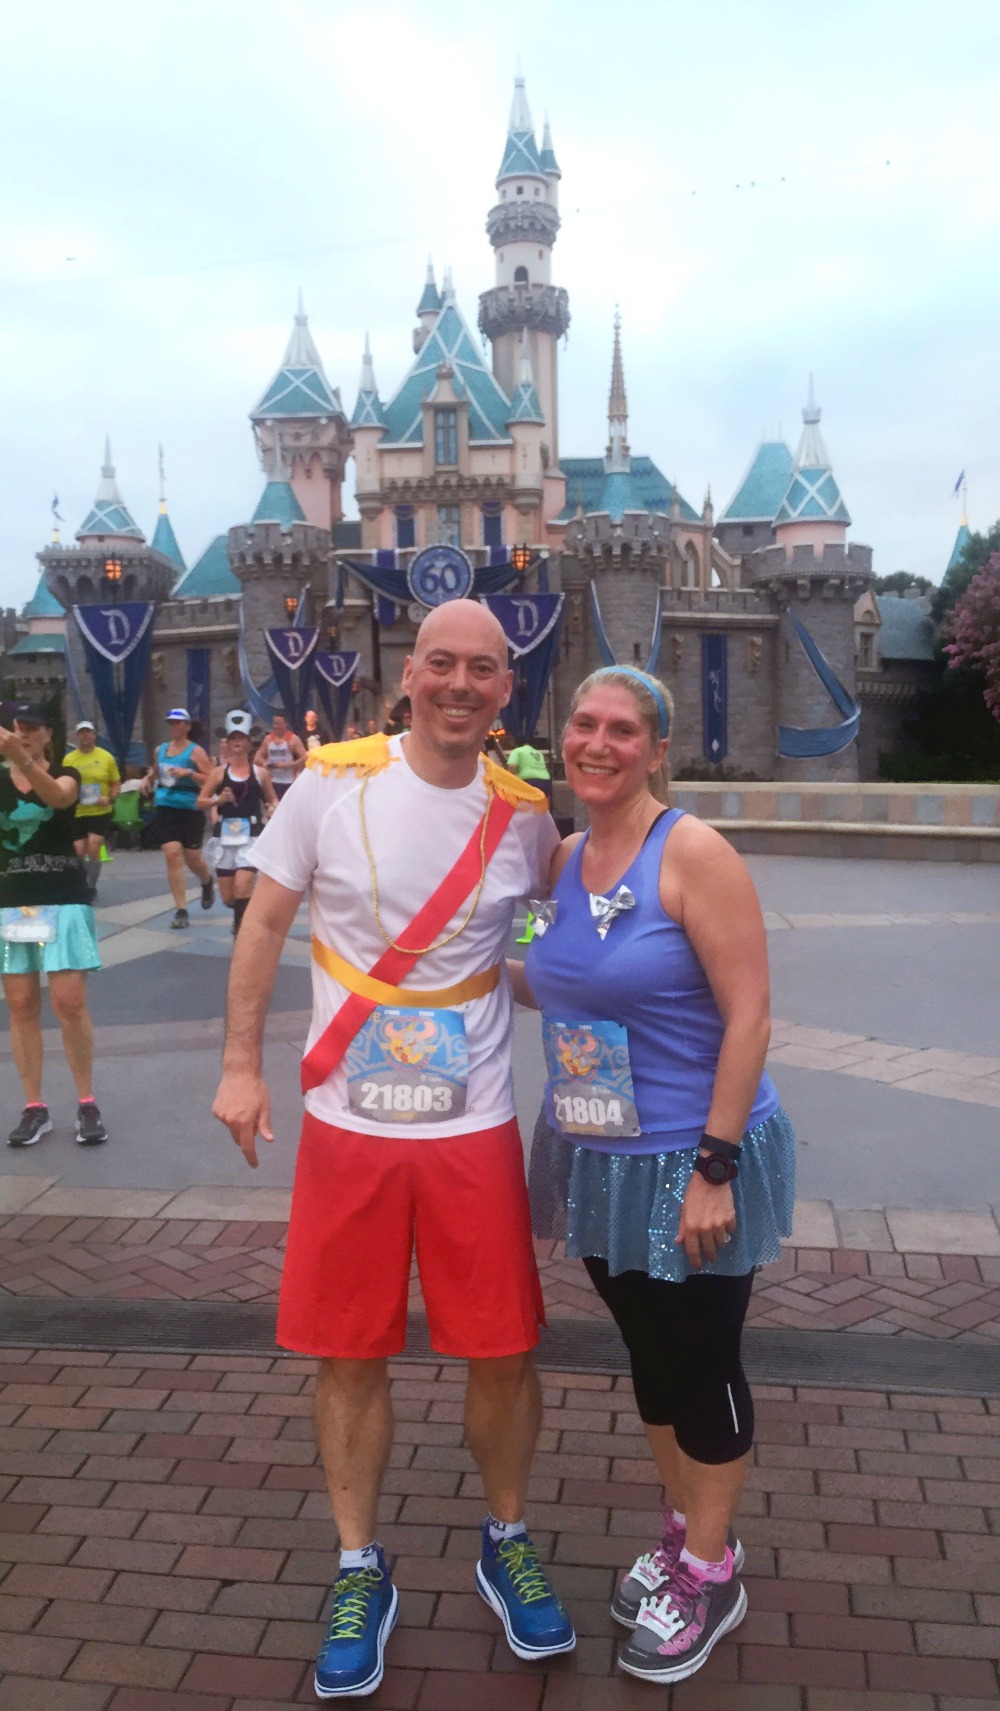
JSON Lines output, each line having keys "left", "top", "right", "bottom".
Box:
{"left": 2, "top": 0, "right": 998, "bottom": 609}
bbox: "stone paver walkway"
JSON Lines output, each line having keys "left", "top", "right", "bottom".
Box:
{"left": 0, "top": 1348, "right": 997, "bottom": 1708}
{"left": 4, "top": 1215, "right": 1000, "bottom": 1340}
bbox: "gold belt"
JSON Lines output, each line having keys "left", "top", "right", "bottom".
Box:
{"left": 311, "top": 937, "right": 500, "bottom": 1009}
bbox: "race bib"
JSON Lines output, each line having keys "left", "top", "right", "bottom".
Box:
{"left": 346, "top": 1007, "right": 468, "bottom": 1124}
{"left": 1, "top": 906, "right": 59, "bottom": 944}
{"left": 80, "top": 782, "right": 102, "bottom": 806}
{"left": 542, "top": 1017, "right": 641, "bottom": 1139}
{"left": 159, "top": 766, "right": 177, "bottom": 788}
{"left": 220, "top": 817, "right": 252, "bottom": 847}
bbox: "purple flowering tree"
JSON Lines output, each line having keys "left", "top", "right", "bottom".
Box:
{"left": 946, "top": 552, "right": 1000, "bottom": 722}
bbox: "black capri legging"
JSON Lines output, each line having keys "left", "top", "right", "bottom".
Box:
{"left": 584, "top": 1257, "right": 755, "bottom": 1466}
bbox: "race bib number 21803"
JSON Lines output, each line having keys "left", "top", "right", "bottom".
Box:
{"left": 345, "top": 1007, "right": 469, "bottom": 1125}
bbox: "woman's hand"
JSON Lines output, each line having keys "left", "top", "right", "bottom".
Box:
{"left": 0, "top": 726, "right": 32, "bottom": 770}
{"left": 676, "top": 1169, "right": 737, "bottom": 1270}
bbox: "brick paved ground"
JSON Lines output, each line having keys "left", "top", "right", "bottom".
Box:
{"left": 4, "top": 1215, "right": 1000, "bottom": 1339}
{"left": 0, "top": 1348, "right": 997, "bottom": 1708}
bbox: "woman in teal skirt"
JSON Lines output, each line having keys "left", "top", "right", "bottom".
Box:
{"left": 0, "top": 705, "right": 107, "bottom": 1148}
{"left": 510, "top": 666, "right": 795, "bottom": 1687}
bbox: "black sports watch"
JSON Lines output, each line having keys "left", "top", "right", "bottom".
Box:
{"left": 693, "top": 1134, "right": 741, "bottom": 1186}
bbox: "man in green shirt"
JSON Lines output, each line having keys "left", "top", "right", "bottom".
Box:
{"left": 505, "top": 741, "right": 552, "bottom": 804}
{"left": 63, "top": 722, "right": 121, "bottom": 900}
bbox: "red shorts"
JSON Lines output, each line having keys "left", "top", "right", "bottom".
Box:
{"left": 277, "top": 1112, "right": 545, "bottom": 1360}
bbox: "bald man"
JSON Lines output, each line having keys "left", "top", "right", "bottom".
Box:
{"left": 213, "top": 600, "right": 575, "bottom": 1697}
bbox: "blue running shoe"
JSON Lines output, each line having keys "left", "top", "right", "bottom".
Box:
{"left": 476, "top": 1521, "right": 576, "bottom": 1660}
{"left": 314, "top": 1547, "right": 399, "bottom": 1699}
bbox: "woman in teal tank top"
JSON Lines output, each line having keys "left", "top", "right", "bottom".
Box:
{"left": 511, "top": 666, "right": 795, "bottom": 1687}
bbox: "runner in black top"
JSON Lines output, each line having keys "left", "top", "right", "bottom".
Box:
{"left": 197, "top": 710, "right": 278, "bottom": 937}
{"left": 0, "top": 704, "right": 108, "bottom": 1148}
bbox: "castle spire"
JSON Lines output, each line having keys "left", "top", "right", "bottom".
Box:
{"left": 416, "top": 257, "right": 441, "bottom": 319}
{"left": 497, "top": 71, "right": 544, "bottom": 182}
{"left": 773, "top": 378, "right": 850, "bottom": 538}
{"left": 76, "top": 438, "right": 144, "bottom": 543}
{"left": 351, "top": 332, "right": 387, "bottom": 430}
{"left": 539, "top": 114, "right": 561, "bottom": 179}
{"left": 605, "top": 311, "right": 630, "bottom": 473}
{"left": 250, "top": 296, "right": 343, "bottom": 422}
{"left": 150, "top": 443, "right": 186, "bottom": 573}
{"left": 505, "top": 329, "right": 544, "bottom": 426}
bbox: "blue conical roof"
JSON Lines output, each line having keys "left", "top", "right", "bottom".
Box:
{"left": 250, "top": 479, "right": 306, "bottom": 528}
{"left": 416, "top": 260, "right": 442, "bottom": 317}
{"left": 720, "top": 441, "right": 795, "bottom": 522}
{"left": 151, "top": 506, "right": 186, "bottom": 573}
{"left": 22, "top": 574, "right": 64, "bottom": 621}
{"left": 173, "top": 535, "right": 240, "bottom": 598}
{"left": 774, "top": 382, "right": 850, "bottom": 527}
{"left": 539, "top": 117, "right": 560, "bottom": 178}
{"left": 497, "top": 75, "right": 544, "bottom": 182}
{"left": 76, "top": 439, "right": 144, "bottom": 542}
{"left": 250, "top": 298, "right": 343, "bottom": 422}
{"left": 947, "top": 520, "right": 971, "bottom": 573}
{"left": 350, "top": 335, "right": 388, "bottom": 431}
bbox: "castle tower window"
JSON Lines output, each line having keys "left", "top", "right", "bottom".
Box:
{"left": 482, "top": 502, "right": 504, "bottom": 547}
{"left": 514, "top": 265, "right": 529, "bottom": 285}
{"left": 434, "top": 408, "right": 458, "bottom": 466}
{"left": 437, "top": 506, "right": 461, "bottom": 548}
{"left": 394, "top": 506, "right": 416, "bottom": 549}
{"left": 859, "top": 629, "right": 874, "bottom": 668}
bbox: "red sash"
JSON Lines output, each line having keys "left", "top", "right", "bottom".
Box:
{"left": 300, "top": 794, "right": 516, "bottom": 1093}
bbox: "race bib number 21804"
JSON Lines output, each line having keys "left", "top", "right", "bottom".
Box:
{"left": 542, "top": 1017, "right": 641, "bottom": 1139}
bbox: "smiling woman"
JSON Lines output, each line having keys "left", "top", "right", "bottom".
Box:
{"left": 517, "top": 663, "right": 796, "bottom": 1686}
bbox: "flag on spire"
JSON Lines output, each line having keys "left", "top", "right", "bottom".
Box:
{"left": 953, "top": 470, "right": 966, "bottom": 496}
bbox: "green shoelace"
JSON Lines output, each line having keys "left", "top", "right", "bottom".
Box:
{"left": 497, "top": 1538, "right": 552, "bottom": 1606}
{"left": 325, "top": 1566, "right": 383, "bottom": 1641}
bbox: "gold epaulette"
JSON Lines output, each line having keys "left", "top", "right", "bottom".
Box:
{"left": 305, "top": 733, "right": 398, "bottom": 780}
{"left": 483, "top": 757, "right": 548, "bottom": 813}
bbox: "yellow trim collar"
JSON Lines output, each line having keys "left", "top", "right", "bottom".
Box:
{"left": 305, "top": 733, "right": 397, "bottom": 779}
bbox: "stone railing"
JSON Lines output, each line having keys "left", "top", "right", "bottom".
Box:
{"left": 665, "top": 781, "right": 1000, "bottom": 862}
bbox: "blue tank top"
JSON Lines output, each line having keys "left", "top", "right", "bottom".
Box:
{"left": 154, "top": 741, "right": 201, "bottom": 809}
{"left": 525, "top": 809, "right": 779, "bottom": 1155}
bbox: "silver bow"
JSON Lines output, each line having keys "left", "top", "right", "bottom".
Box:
{"left": 527, "top": 898, "right": 558, "bottom": 937}
{"left": 589, "top": 884, "right": 636, "bottom": 939}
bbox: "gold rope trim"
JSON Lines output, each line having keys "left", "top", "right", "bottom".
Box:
{"left": 483, "top": 757, "right": 548, "bottom": 813}
{"left": 305, "top": 733, "right": 398, "bottom": 780}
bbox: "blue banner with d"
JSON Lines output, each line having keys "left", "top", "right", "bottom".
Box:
{"left": 264, "top": 627, "right": 318, "bottom": 727}
{"left": 73, "top": 602, "right": 156, "bottom": 767}
{"left": 314, "top": 651, "right": 360, "bottom": 741}
{"left": 481, "top": 593, "right": 565, "bottom": 743}
{"left": 702, "top": 632, "right": 728, "bottom": 763}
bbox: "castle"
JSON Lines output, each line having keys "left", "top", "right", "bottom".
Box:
{"left": 12, "top": 74, "right": 900, "bottom": 782}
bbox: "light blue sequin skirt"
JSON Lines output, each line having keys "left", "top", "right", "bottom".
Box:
{"left": 528, "top": 1105, "right": 796, "bottom": 1283}
{"left": 0, "top": 904, "right": 101, "bottom": 977}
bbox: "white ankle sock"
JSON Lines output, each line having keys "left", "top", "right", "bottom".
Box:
{"left": 488, "top": 1515, "right": 527, "bottom": 1543}
{"left": 670, "top": 1509, "right": 686, "bottom": 1529}
{"left": 679, "top": 1544, "right": 730, "bottom": 1581}
{"left": 340, "top": 1543, "right": 378, "bottom": 1571}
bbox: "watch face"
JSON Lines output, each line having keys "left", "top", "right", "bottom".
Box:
{"left": 699, "top": 1153, "right": 736, "bottom": 1185}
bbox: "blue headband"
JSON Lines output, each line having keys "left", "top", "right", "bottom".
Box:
{"left": 593, "top": 667, "right": 671, "bottom": 739}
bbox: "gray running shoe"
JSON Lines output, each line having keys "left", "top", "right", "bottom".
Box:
{"left": 76, "top": 1102, "right": 109, "bottom": 1147}
{"left": 8, "top": 1106, "right": 52, "bottom": 1148}
{"left": 617, "top": 1560, "right": 747, "bottom": 1684}
{"left": 171, "top": 908, "right": 190, "bottom": 930}
{"left": 612, "top": 1524, "right": 744, "bottom": 1628}
{"left": 201, "top": 877, "right": 215, "bottom": 910}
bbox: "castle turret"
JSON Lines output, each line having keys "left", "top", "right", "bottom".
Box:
{"left": 773, "top": 378, "right": 850, "bottom": 555}
{"left": 478, "top": 74, "right": 569, "bottom": 485}
{"left": 76, "top": 439, "right": 144, "bottom": 547}
{"left": 249, "top": 293, "right": 352, "bottom": 530}
{"left": 748, "top": 384, "right": 871, "bottom": 780}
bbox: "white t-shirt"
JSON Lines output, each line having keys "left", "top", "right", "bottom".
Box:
{"left": 250, "top": 735, "right": 559, "bottom": 1138}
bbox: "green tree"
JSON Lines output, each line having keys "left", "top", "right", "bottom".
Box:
{"left": 931, "top": 519, "right": 1000, "bottom": 621}
{"left": 874, "top": 571, "right": 932, "bottom": 596}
